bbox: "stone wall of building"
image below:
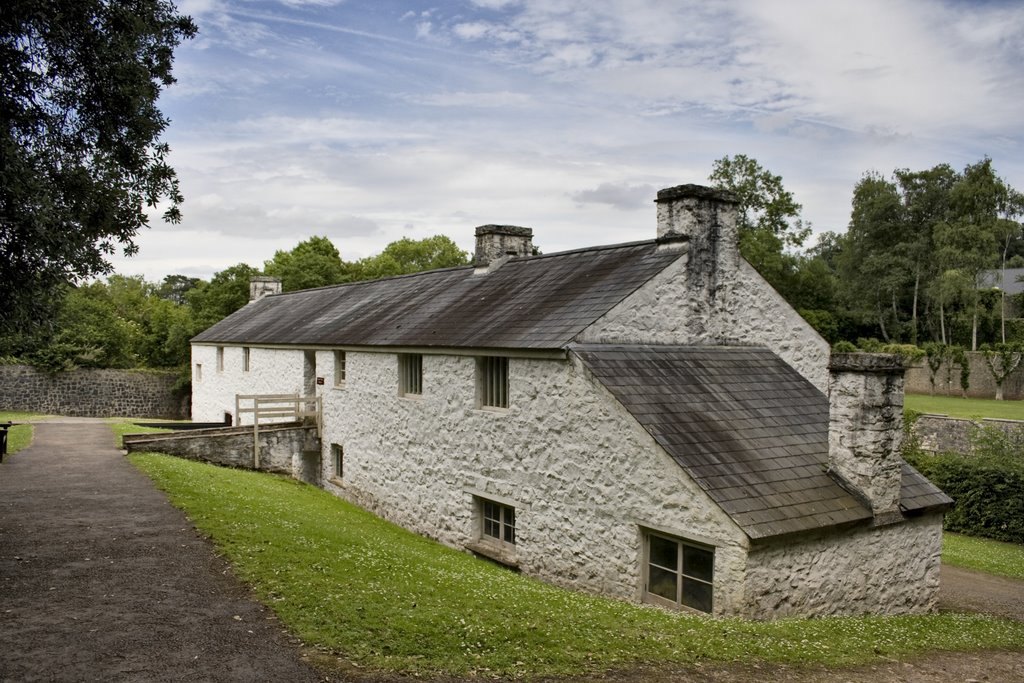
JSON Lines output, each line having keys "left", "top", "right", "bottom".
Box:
{"left": 123, "top": 423, "right": 320, "bottom": 483}
{"left": 905, "top": 353, "right": 1024, "bottom": 400}
{"left": 742, "top": 514, "right": 943, "bottom": 619}
{"left": 191, "top": 345, "right": 308, "bottom": 423}
{"left": 0, "top": 364, "right": 186, "bottom": 418}
{"left": 912, "top": 414, "right": 1024, "bottom": 454}
{"left": 577, "top": 256, "right": 830, "bottom": 393}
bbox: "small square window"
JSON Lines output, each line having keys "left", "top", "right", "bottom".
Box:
{"left": 334, "top": 351, "right": 346, "bottom": 386}
{"left": 242, "top": 347, "right": 251, "bottom": 372}
{"left": 399, "top": 353, "right": 422, "bottom": 396}
{"left": 477, "top": 356, "right": 509, "bottom": 409}
{"left": 331, "top": 443, "right": 343, "bottom": 480}
{"left": 216, "top": 346, "right": 224, "bottom": 372}
{"left": 481, "top": 499, "right": 516, "bottom": 547}
{"left": 644, "top": 532, "right": 714, "bottom": 613}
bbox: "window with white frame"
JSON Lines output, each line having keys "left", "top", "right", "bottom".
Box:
{"left": 480, "top": 499, "right": 516, "bottom": 547}
{"left": 334, "top": 351, "right": 346, "bottom": 386}
{"left": 242, "top": 347, "right": 251, "bottom": 372}
{"left": 331, "top": 443, "right": 343, "bottom": 480}
{"left": 643, "top": 531, "right": 714, "bottom": 613}
{"left": 398, "top": 353, "right": 422, "bottom": 396}
{"left": 477, "top": 356, "right": 509, "bottom": 409}
{"left": 216, "top": 346, "right": 224, "bottom": 372}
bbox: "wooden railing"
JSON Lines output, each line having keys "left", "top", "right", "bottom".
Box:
{"left": 235, "top": 393, "right": 322, "bottom": 468}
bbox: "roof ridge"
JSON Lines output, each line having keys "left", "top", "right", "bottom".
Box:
{"left": 264, "top": 238, "right": 661, "bottom": 298}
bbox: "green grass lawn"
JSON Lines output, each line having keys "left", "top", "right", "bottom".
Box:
{"left": 904, "top": 394, "right": 1024, "bottom": 420}
{"left": 943, "top": 533, "right": 1024, "bottom": 580}
{"left": 108, "top": 420, "right": 175, "bottom": 448}
{"left": 129, "top": 452, "right": 1024, "bottom": 679}
{"left": 0, "top": 411, "right": 48, "bottom": 455}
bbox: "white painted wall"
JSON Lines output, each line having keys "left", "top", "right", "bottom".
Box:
{"left": 191, "top": 344, "right": 306, "bottom": 423}
{"left": 317, "top": 349, "right": 751, "bottom": 615}
{"left": 577, "top": 254, "right": 830, "bottom": 393}
{"left": 743, "top": 514, "right": 943, "bottom": 619}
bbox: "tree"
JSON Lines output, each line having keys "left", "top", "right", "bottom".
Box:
{"left": 0, "top": 0, "right": 196, "bottom": 330}
{"left": 352, "top": 236, "right": 469, "bottom": 280}
{"left": 156, "top": 274, "right": 201, "bottom": 305}
{"left": 264, "top": 236, "right": 348, "bottom": 292}
{"left": 186, "top": 263, "right": 261, "bottom": 333}
{"left": 708, "top": 155, "right": 810, "bottom": 291}
{"left": 980, "top": 343, "right": 1024, "bottom": 400}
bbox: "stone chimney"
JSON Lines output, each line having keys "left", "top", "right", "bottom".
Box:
{"left": 249, "top": 276, "right": 282, "bottom": 302}
{"left": 654, "top": 184, "right": 740, "bottom": 302}
{"left": 827, "top": 353, "right": 906, "bottom": 518}
{"left": 474, "top": 225, "right": 534, "bottom": 268}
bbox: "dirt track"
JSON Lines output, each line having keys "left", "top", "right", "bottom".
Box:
{"left": 0, "top": 420, "right": 1021, "bottom": 682}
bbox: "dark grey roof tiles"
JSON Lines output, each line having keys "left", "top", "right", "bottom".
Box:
{"left": 193, "top": 241, "right": 680, "bottom": 349}
{"left": 572, "top": 344, "right": 949, "bottom": 540}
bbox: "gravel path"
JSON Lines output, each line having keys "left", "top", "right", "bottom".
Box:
{"left": 0, "top": 421, "right": 330, "bottom": 682}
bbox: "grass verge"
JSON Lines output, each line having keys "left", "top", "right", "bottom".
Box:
{"left": 904, "top": 394, "right": 1024, "bottom": 421}
{"left": 943, "top": 533, "right": 1024, "bottom": 580}
{"left": 108, "top": 420, "right": 176, "bottom": 448}
{"left": 129, "top": 452, "right": 1024, "bottom": 679}
{"left": 0, "top": 411, "right": 47, "bottom": 455}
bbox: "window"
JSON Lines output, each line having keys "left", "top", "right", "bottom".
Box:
{"left": 331, "top": 443, "right": 343, "bottom": 480}
{"left": 334, "top": 351, "right": 346, "bottom": 386}
{"left": 216, "top": 346, "right": 224, "bottom": 372}
{"left": 644, "top": 532, "right": 714, "bottom": 613}
{"left": 242, "top": 347, "right": 251, "bottom": 372}
{"left": 195, "top": 364, "right": 202, "bottom": 382}
{"left": 398, "top": 353, "right": 422, "bottom": 396}
{"left": 477, "top": 356, "right": 509, "bottom": 409}
{"left": 481, "top": 499, "right": 516, "bottom": 547}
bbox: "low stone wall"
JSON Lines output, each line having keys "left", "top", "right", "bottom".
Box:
{"left": 0, "top": 364, "right": 187, "bottom": 418}
{"left": 912, "top": 414, "right": 1024, "bottom": 454}
{"left": 123, "top": 423, "right": 321, "bottom": 483}
{"left": 905, "top": 353, "right": 1024, "bottom": 400}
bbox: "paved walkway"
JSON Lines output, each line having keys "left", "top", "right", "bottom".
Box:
{"left": 0, "top": 421, "right": 330, "bottom": 682}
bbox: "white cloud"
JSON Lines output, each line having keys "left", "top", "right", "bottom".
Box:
{"left": 570, "top": 183, "right": 656, "bottom": 210}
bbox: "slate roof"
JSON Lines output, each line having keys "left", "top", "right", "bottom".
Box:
{"left": 572, "top": 344, "right": 951, "bottom": 540}
{"left": 193, "top": 241, "right": 681, "bottom": 349}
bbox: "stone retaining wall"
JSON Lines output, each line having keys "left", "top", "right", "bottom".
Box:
{"left": 912, "top": 414, "right": 1024, "bottom": 454}
{"left": 123, "top": 423, "right": 321, "bottom": 484}
{"left": 0, "top": 365, "right": 187, "bottom": 418}
{"left": 905, "top": 353, "right": 1024, "bottom": 400}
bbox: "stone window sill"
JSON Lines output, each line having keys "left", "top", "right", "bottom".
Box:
{"left": 466, "top": 540, "right": 519, "bottom": 568}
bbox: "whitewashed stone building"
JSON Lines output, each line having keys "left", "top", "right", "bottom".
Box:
{"left": 191, "top": 184, "right": 950, "bottom": 619}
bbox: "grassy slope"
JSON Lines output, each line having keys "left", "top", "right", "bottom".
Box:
{"left": 904, "top": 394, "right": 1024, "bottom": 420}
{"left": 129, "top": 452, "right": 1024, "bottom": 679}
{"left": 943, "top": 533, "right": 1024, "bottom": 580}
{"left": 108, "top": 420, "right": 175, "bottom": 448}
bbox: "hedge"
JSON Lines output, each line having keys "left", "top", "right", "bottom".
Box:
{"left": 906, "top": 450, "right": 1024, "bottom": 544}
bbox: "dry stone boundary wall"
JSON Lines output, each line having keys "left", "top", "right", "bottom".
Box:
{"left": 0, "top": 364, "right": 187, "bottom": 418}
{"left": 913, "top": 414, "right": 1024, "bottom": 454}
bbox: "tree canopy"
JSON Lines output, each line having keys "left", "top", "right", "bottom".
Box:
{"left": 0, "top": 0, "right": 196, "bottom": 330}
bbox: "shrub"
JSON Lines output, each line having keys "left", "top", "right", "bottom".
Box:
{"left": 906, "top": 426, "right": 1024, "bottom": 544}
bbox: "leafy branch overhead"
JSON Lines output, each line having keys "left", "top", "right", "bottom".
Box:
{"left": 0, "top": 0, "right": 197, "bottom": 329}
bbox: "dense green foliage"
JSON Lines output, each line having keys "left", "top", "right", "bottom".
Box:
{"left": 129, "top": 451, "right": 1024, "bottom": 678}
{"left": 942, "top": 532, "right": 1024, "bottom": 580}
{"left": 0, "top": 235, "right": 468, "bottom": 377}
{"left": 0, "top": 0, "right": 196, "bottom": 332}
{"left": 905, "top": 423, "right": 1024, "bottom": 544}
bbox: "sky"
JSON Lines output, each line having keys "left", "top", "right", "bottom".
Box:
{"left": 110, "top": 0, "right": 1024, "bottom": 282}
